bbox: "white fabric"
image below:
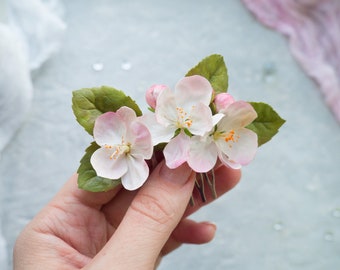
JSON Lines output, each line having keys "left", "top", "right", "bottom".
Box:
{"left": 8, "top": 0, "right": 66, "bottom": 70}
{"left": 0, "top": 1, "right": 65, "bottom": 268}
{"left": 0, "top": 24, "right": 33, "bottom": 153}
{"left": 0, "top": 0, "right": 65, "bottom": 152}
{"left": 242, "top": 0, "right": 340, "bottom": 123}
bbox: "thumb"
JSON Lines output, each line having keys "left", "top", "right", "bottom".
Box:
{"left": 85, "top": 161, "right": 195, "bottom": 270}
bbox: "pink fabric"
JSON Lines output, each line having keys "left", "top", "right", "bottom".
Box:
{"left": 242, "top": 0, "right": 340, "bottom": 123}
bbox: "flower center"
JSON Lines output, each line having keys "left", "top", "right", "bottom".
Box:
{"left": 224, "top": 130, "right": 236, "bottom": 142}
{"left": 214, "top": 129, "right": 240, "bottom": 147}
{"left": 176, "top": 107, "right": 193, "bottom": 128}
{"left": 105, "top": 137, "right": 131, "bottom": 160}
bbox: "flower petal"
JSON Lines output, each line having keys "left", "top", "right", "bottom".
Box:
{"left": 175, "top": 75, "right": 213, "bottom": 109}
{"left": 129, "top": 121, "right": 153, "bottom": 159}
{"left": 218, "top": 101, "right": 257, "bottom": 131}
{"left": 214, "top": 93, "right": 235, "bottom": 112}
{"left": 93, "top": 112, "right": 126, "bottom": 146}
{"left": 122, "top": 156, "right": 149, "bottom": 190}
{"left": 212, "top": 113, "right": 225, "bottom": 125}
{"left": 140, "top": 113, "right": 174, "bottom": 145}
{"left": 216, "top": 128, "right": 258, "bottom": 166}
{"left": 116, "top": 106, "right": 137, "bottom": 124}
{"left": 90, "top": 147, "right": 128, "bottom": 179}
{"left": 163, "top": 132, "right": 190, "bottom": 169}
{"left": 155, "top": 88, "right": 178, "bottom": 127}
{"left": 145, "top": 84, "right": 169, "bottom": 109}
{"left": 190, "top": 103, "right": 213, "bottom": 135}
{"left": 188, "top": 136, "right": 218, "bottom": 173}
{"left": 218, "top": 151, "right": 242, "bottom": 169}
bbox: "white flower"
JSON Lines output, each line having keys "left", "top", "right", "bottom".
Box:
{"left": 188, "top": 101, "right": 258, "bottom": 172}
{"left": 90, "top": 106, "right": 153, "bottom": 190}
{"left": 143, "top": 75, "right": 222, "bottom": 169}
{"left": 144, "top": 75, "right": 215, "bottom": 145}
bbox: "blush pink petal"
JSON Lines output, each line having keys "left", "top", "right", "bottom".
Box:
{"left": 175, "top": 75, "right": 213, "bottom": 110}
{"left": 164, "top": 132, "right": 190, "bottom": 169}
{"left": 216, "top": 128, "right": 258, "bottom": 166}
{"left": 122, "top": 156, "right": 149, "bottom": 190}
{"left": 116, "top": 106, "right": 137, "bottom": 125}
{"left": 90, "top": 147, "right": 128, "bottom": 179}
{"left": 218, "top": 101, "right": 257, "bottom": 130}
{"left": 140, "top": 113, "right": 174, "bottom": 145}
{"left": 188, "top": 136, "right": 218, "bottom": 173}
{"left": 93, "top": 112, "right": 126, "bottom": 146}
{"left": 190, "top": 102, "right": 214, "bottom": 136}
{"left": 155, "top": 88, "right": 177, "bottom": 127}
{"left": 218, "top": 151, "right": 242, "bottom": 170}
{"left": 129, "top": 121, "right": 153, "bottom": 159}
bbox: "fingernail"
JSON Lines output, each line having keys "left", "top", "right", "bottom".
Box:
{"left": 202, "top": 221, "right": 217, "bottom": 231}
{"left": 202, "top": 221, "right": 217, "bottom": 240}
{"left": 159, "top": 161, "right": 192, "bottom": 185}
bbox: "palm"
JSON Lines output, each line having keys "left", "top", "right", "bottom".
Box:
{"left": 50, "top": 204, "right": 112, "bottom": 259}
{"left": 31, "top": 188, "right": 117, "bottom": 268}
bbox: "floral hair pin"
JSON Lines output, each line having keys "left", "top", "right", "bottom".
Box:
{"left": 72, "top": 54, "right": 285, "bottom": 202}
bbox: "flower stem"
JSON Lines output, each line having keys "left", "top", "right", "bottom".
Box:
{"left": 189, "top": 195, "right": 195, "bottom": 206}
{"left": 192, "top": 171, "right": 217, "bottom": 203}
{"left": 211, "top": 169, "right": 217, "bottom": 199}
{"left": 200, "top": 173, "right": 207, "bottom": 202}
{"left": 204, "top": 170, "right": 217, "bottom": 199}
{"left": 195, "top": 174, "right": 207, "bottom": 202}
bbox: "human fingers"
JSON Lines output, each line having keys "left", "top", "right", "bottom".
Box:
{"left": 102, "top": 164, "right": 241, "bottom": 229}
{"left": 99, "top": 163, "right": 240, "bottom": 262}
{"left": 13, "top": 174, "right": 123, "bottom": 270}
{"left": 160, "top": 218, "right": 217, "bottom": 256}
{"left": 159, "top": 165, "right": 241, "bottom": 256}
{"left": 172, "top": 219, "right": 217, "bottom": 245}
{"left": 84, "top": 161, "right": 195, "bottom": 270}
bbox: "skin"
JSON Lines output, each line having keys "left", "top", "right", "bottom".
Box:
{"left": 13, "top": 161, "right": 241, "bottom": 270}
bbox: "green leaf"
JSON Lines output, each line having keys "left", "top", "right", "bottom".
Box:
{"left": 185, "top": 54, "right": 228, "bottom": 94}
{"left": 77, "top": 142, "right": 121, "bottom": 192}
{"left": 246, "top": 102, "right": 285, "bottom": 146}
{"left": 72, "top": 86, "right": 142, "bottom": 135}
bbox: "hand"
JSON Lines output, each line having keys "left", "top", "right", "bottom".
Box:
{"left": 14, "top": 161, "right": 240, "bottom": 269}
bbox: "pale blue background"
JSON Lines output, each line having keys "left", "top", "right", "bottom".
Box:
{"left": 1, "top": 1, "right": 339, "bottom": 269}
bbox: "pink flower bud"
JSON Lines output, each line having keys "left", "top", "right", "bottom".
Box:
{"left": 145, "top": 84, "right": 168, "bottom": 109}
{"left": 214, "top": 93, "right": 235, "bottom": 112}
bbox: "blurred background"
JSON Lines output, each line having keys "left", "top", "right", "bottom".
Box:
{"left": 0, "top": 0, "right": 339, "bottom": 269}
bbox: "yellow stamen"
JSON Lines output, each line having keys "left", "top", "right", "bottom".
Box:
{"left": 185, "top": 119, "right": 192, "bottom": 127}
{"left": 109, "top": 147, "right": 120, "bottom": 160}
{"left": 105, "top": 140, "right": 131, "bottom": 160}
{"left": 224, "top": 130, "right": 236, "bottom": 142}
{"left": 176, "top": 107, "right": 193, "bottom": 129}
